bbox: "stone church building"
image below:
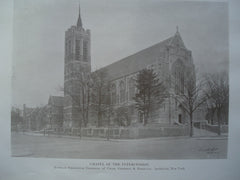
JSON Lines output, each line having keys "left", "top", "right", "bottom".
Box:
{"left": 63, "top": 7, "right": 196, "bottom": 129}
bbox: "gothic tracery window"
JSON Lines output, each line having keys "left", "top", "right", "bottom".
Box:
{"left": 172, "top": 59, "right": 185, "bottom": 95}
{"left": 119, "top": 81, "right": 125, "bottom": 103}
{"left": 111, "top": 83, "right": 116, "bottom": 105}
{"left": 128, "top": 78, "right": 135, "bottom": 101}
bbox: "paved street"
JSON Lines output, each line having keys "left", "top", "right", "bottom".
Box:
{"left": 11, "top": 132, "right": 228, "bottom": 159}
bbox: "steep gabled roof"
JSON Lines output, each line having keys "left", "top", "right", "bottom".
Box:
{"left": 168, "top": 30, "right": 186, "bottom": 49}
{"left": 96, "top": 30, "right": 188, "bottom": 81}
{"left": 96, "top": 37, "right": 173, "bottom": 81}
{"left": 48, "top": 96, "right": 64, "bottom": 107}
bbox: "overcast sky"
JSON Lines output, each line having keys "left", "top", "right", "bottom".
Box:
{"left": 12, "top": 0, "right": 228, "bottom": 107}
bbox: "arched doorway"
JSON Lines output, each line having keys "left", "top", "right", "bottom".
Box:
{"left": 177, "top": 104, "right": 186, "bottom": 124}
{"left": 178, "top": 114, "right": 182, "bottom": 124}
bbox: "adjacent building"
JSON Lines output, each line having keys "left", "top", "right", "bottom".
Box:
{"left": 22, "top": 104, "right": 48, "bottom": 131}
{"left": 48, "top": 96, "right": 64, "bottom": 129}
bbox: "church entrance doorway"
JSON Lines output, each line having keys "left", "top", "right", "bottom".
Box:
{"left": 178, "top": 114, "right": 182, "bottom": 124}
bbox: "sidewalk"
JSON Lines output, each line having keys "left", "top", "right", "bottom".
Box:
{"left": 192, "top": 127, "right": 228, "bottom": 140}
{"left": 193, "top": 127, "right": 217, "bottom": 136}
{"left": 12, "top": 130, "right": 228, "bottom": 142}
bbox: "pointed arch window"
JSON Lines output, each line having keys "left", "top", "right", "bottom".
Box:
{"left": 128, "top": 78, "right": 135, "bottom": 101}
{"left": 172, "top": 59, "right": 185, "bottom": 95}
{"left": 111, "top": 83, "right": 117, "bottom": 105}
{"left": 75, "top": 40, "right": 80, "bottom": 61}
{"left": 83, "top": 41, "right": 88, "bottom": 62}
{"left": 119, "top": 81, "right": 125, "bottom": 103}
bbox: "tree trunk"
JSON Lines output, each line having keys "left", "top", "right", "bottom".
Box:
{"left": 145, "top": 111, "right": 149, "bottom": 126}
{"left": 79, "top": 118, "right": 82, "bottom": 139}
{"left": 217, "top": 110, "right": 221, "bottom": 136}
{"left": 97, "top": 88, "right": 102, "bottom": 127}
{"left": 211, "top": 108, "right": 216, "bottom": 125}
{"left": 97, "top": 111, "right": 101, "bottom": 127}
{"left": 85, "top": 88, "right": 90, "bottom": 127}
{"left": 189, "top": 113, "right": 193, "bottom": 137}
{"left": 107, "top": 111, "right": 110, "bottom": 141}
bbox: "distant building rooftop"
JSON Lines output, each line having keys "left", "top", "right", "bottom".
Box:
{"left": 48, "top": 96, "right": 64, "bottom": 107}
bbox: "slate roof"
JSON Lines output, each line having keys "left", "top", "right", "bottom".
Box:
{"left": 96, "top": 34, "right": 182, "bottom": 81}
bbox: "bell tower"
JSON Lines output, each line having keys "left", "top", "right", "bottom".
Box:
{"left": 63, "top": 5, "right": 91, "bottom": 128}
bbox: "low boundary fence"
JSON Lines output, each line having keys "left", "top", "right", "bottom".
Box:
{"left": 41, "top": 126, "right": 189, "bottom": 139}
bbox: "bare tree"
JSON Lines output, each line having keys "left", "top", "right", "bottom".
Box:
{"left": 59, "top": 71, "right": 92, "bottom": 138}
{"left": 11, "top": 106, "right": 23, "bottom": 131}
{"left": 204, "top": 71, "right": 229, "bottom": 135}
{"left": 174, "top": 70, "right": 207, "bottom": 137}
{"left": 104, "top": 82, "right": 115, "bottom": 140}
{"left": 205, "top": 103, "right": 217, "bottom": 125}
{"left": 79, "top": 72, "right": 93, "bottom": 127}
{"left": 115, "top": 107, "right": 130, "bottom": 127}
{"left": 91, "top": 70, "right": 109, "bottom": 127}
